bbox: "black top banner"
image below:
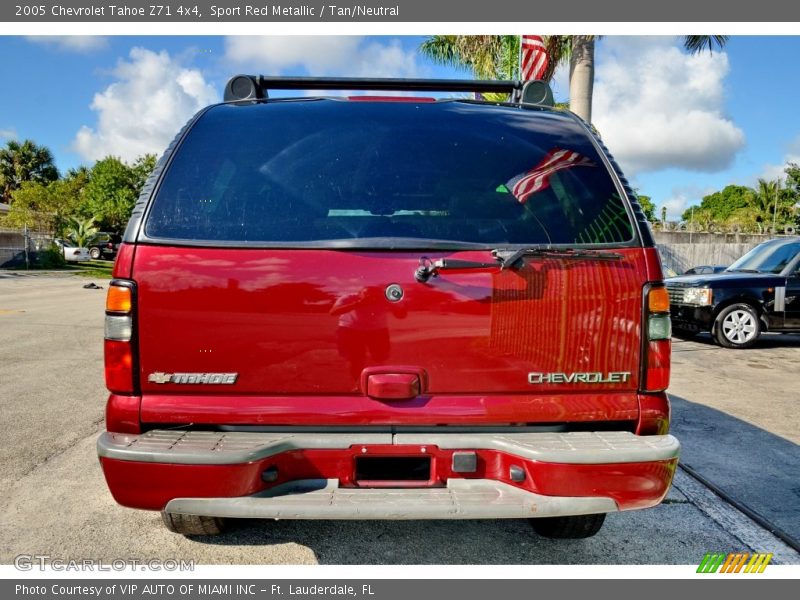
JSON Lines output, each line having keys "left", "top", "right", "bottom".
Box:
{"left": 4, "top": 0, "right": 800, "bottom": 22}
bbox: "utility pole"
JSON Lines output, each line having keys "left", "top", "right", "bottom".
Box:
{"left": 23, "top": 224, "right": 31, "bottom": 270}
{"left": 772, "top": 181, "right": 780, "bottom": 235}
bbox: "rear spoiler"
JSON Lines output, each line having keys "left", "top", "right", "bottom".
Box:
{"left": 223, "top": 75, "right": 555, "bottom": 106}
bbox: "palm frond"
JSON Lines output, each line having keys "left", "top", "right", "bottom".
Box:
{"left": 683, "top": 35, "right": 729, "bottom": 55}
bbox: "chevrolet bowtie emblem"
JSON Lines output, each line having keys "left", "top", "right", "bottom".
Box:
{"left": 147, "top": 372, "right": 238, "bottom": 385}
{"left": 148, "top": 372, "right": 172, "bottom": 384}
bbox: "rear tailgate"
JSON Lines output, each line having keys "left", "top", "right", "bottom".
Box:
{"left": 133, "top": 245, "right": 646, "bottom": 426}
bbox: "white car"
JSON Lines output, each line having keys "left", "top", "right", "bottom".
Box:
{"left": 54, "top": 239, "right": 90, "bottom": 262}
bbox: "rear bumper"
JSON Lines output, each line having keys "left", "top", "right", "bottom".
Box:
{"left": 98, "top": 430, "right": 680, "bottom": 519}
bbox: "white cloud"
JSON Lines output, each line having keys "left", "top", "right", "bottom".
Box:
{"left": 223, "top": 36, "right": 423, "bottom": 78}
{"left": 26, "top": 36, "right": 108, "bottom": 53}
{"left": 73, "top": 47, "right": 218, "bottom": 163}
{"left": 660, "top": 185, "right": 717, "bottom": 220}
{"left": 593, "top": 37, "right": 745, "bottom": 176}
{"left": 0, "top": 128, "right": 16, "bottom": 141}
{"left": 756, "top": 134, "right": 800, "bottom": 183}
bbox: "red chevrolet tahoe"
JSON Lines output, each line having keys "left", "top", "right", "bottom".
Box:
{"left": 98, "top": 76, "right": 678, "bottom": 538}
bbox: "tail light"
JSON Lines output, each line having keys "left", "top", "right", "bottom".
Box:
{"left": 104, "top": 280, "right": 137, "bottom": 394}
{"left": 642, "top": 285, "right": 671, "bottom": 392}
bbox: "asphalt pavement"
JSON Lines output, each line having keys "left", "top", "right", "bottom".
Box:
{"left": 669, "top": 332, "right": 800, "bottom": 546}
{"left": 1, "top": 274, "right": 798, "bottom": 565}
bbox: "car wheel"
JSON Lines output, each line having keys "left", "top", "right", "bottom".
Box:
{"left": 713, "top": 303, "right": 761, "bottom": 349}
{"left": 161, "top": 511, "right": 225, "bottom": 536}
{"left": 529, "top": 513, "right": 606, "bottom": 539}
{"left": 89, "top": 247, "right": 101, "bottom": 260}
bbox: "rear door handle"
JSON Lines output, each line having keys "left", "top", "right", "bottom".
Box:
{"left": 366, "top": 373, "right": 421, "bottom": 400}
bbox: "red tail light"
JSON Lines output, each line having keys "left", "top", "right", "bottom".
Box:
{"left": 644, "top": 339, "right": 671, "bottom": 391}
{"left": 104, "top": 340, "right": 134, "bottom": 393}
{"left": 104, "top": 280, "right": 136, "bottom": 394}
{"left": 642, "top": 285, "right": 671, "bottom": 392}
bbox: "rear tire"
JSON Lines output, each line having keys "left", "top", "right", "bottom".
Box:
{"left": 713, "top": 303, "right": 761, "bottom": 349}
{"left": 161, "top": 511, "right": 225, "bottom": 536}
{"left": 529, "top": 513, "right": 606, "bottom": 539}
{"left": 89, "top": 247, "right": 101, "bottom": 260}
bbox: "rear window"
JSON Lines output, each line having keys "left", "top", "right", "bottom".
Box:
{"left": 144, "top": 100, "right": 634, "bottom": 246}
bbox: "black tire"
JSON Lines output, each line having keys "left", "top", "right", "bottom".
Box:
{"left": 529, "top": 513, "right": 606, "bottom": 539}
{"left": 713, "top": 303, "right": 761, "bottom": 349}
{"left": 161, "top": 511, "right": 225, "bottom": 536}
{"left": 89, "top": 247, "right": 101, "bottom": 260}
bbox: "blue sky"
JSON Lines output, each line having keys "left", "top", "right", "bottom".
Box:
{"left": 1, "top": 35, "right": 799, "bottom": 218}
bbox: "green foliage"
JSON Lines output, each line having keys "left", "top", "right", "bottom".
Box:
{"left": 82, "top": 154, "right": 156, "bottom": 233}
{"left": 65, "top": 216, "right": 99, "bottom": 248}
{"left": 7, "top": 169, "right": 88, "bottom": 235}
{"left": 636, "top": 194, "right": 657, "bottom": 221}
{"left": 681, "top": 174, "right": 799, "bottom": 231}
{"left": 0, "top": 139, "right": 59, "bottom": 203}
{"left": 35, "top": 244, "right": 66, "bottom": 269}
{"left": 681, "top": 185, "right": 753, "bottom": 223}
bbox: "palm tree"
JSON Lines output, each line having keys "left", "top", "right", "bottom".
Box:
{"left": 419, "top": 35, "right": 729, "bottom": 122}
{"left": 753, "top": 178, "right": 781, "bottom": 228}
{"left": 0, "top": 139, "right": 59, "bottom": 203}
{"left": 65, "top": 216, "right": 99, "bottom": 249}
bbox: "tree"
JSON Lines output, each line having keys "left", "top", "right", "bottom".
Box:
{"left": 0, "top": 139, "right": 59, "bottom": 203}
{"left": 681, "top": 185, "right": 753, "bottom": 223}
{"left": 6, "top": 169, "right": 87, "bottom": 234}
{"left": 65, "top": 216, "right": 99, "bottom": 248}
{"left": 636, "top": 194, "right": 657, "bottom": 221}
{"left": 82, "top": 155, "right": 156, "bottom": 233}
{"left": 420, "top": 36, "right": 729, "bottom": 122}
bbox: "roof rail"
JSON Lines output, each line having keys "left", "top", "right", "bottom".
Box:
{"left": 223, "top": 75, "right": 554, "bottom": 106}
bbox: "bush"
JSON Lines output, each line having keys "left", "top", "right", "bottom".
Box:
{"left": 34, "top": 244, "right": 66, "bottom": 269}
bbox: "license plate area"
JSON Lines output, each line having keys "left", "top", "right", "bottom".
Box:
{"left": 355, "top": 456, "right": 431, "bottom": 485}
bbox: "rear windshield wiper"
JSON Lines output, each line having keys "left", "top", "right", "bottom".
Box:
{"left": 492, "top": 247, "right": 624, "bottom": 270}
{"left": 415, "top": 247, "right": 623, "bottom": 282}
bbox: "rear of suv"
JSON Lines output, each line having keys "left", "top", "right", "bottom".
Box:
{"left": 97, "top": 76, "right": 678, "bottom": 538}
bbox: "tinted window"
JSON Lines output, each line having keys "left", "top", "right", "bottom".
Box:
{"left": 728, "top": 242, "right": 800, "bottom": 274}
{"left": 145, "top": 100, "right": 634, "bottom": 246}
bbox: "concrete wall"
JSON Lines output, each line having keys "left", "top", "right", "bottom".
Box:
{"left": 654, "top": 231, "right": 785, "bottom": 274}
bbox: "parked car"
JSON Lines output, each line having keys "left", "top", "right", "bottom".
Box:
{"left": 88, "top": 232, "right": 121, "bottom": 260}
{"left": 666, "top": 237, "right": 800, "bottom": 348}
{"left": 683, "top": 265, "right": 727, "bottom": 275}
{"left": 53, "top": 238, "right": 90, "bottom": 262}
{"left": 97, "top": 76, "right": 679, "bottom": 539}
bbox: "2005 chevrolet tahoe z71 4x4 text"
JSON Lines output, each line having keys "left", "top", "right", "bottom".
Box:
{"left": 97, "top": 76, "right": 679, "bottom": 538}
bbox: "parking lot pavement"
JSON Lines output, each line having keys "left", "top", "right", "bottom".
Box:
{"left": 1, "top": 276, "right": 798, "bottom": 565}
{"left": 669, "top": 332, "right": 800, "bottom": 546}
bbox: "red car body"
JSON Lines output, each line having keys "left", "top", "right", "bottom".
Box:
{"left": 97, "top": 78, "right": 678, "bottom": 537}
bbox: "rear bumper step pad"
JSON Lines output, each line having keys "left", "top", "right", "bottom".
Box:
{"left": 97, "top": 430, "right": 679, "bottom": 465}
{"left": 165, "top": 478, "right": 618, "bottom": 520}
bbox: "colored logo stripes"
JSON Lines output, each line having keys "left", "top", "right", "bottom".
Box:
{"left": 697, "top": 552, "right": 773, "bottom": 573}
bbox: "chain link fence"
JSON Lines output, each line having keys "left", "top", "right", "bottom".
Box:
{"left": 0, "top": 227, "right": 55, "bottom": 268}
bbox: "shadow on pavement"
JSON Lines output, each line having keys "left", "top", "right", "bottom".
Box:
{"left": 669, "top": 394, "right": 800, "bottom": 545}
{"left": 676, "top": 331, "right": 800, "bottom": 349}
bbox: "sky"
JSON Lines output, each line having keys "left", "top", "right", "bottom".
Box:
{"left": 1, "top": 34, "right": 799, "bottom": 219}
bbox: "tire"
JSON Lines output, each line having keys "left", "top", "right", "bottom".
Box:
{"left": 89, "top": 247, "right": 101, "bottom": 260}
{"left": 161, "top": 511, "right": 225, "bottom": 536}
{"left": 529, "top": 513, "right": 606, "bottom": 539}
{"left": 713, "top": 303, "right": 761, "bottom": 349}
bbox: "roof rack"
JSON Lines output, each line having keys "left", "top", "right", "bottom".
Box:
{"left": 223, "top": 75, "right": 554, "bottom": 106}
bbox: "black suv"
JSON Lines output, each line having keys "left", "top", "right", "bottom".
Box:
{"left": 666, "top": 237, "right": 800, "bottom": 348}
{"left": 88, "top": 232, "right": 121, "bottom": 260}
